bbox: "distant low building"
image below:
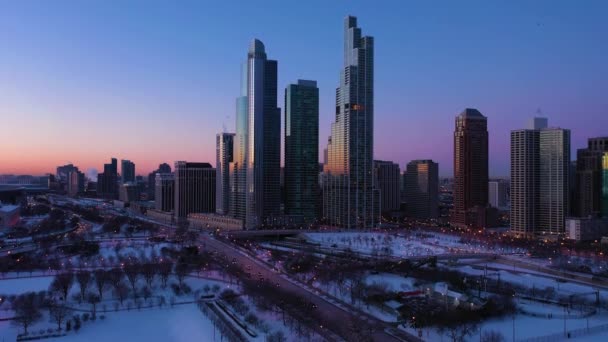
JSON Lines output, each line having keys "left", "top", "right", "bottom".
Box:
{"left": 188, "top": 213, "right": 243, "bottom": 231}
{"left": 0, "top": 203, "right": 20, "bottom": 230}
{"left": 119, "top": 183, "right": 140, "bottom": 203}
{"left": 566, "top": 217, "right": 608, "bottom": 241}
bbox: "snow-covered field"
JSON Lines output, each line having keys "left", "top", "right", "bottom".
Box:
{"left": 303, "top": 231, "right": 524, "bottom": 259}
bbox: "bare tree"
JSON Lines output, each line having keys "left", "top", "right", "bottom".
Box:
{"left": 87, "top": 293, "right": 101, "bottom": 316}
{"left": 123, "top": 262, "right": 141, "bottom": 294}
{"left": 76, "top": 271, "right": 92, "bottom": 301}
{"left": 113, "top": 281, "right": 129, "bottom": 305}
{"left": 481, "top": 330, "right": 505, "bottom": 342}
{"left": 51, "top": 272, "right": 74, "bottom": 301}
{"left": 175, "top": 262, "right": 190, "bottom": 286}
{"left": 48, "top": 300, "right": 72, "bottom": 330}
{"left": 158, "top": 261, "right": 172, "bottom": 288}
{"left": 140, "top": 263, "right": 157, "bottom": 288}
{"left": 93, "top": 269, "right": 108, "bottom": 299}
{"left": 11, "top": 292, "right": 43, "bottom": 334}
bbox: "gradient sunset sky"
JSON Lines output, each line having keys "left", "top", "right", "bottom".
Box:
{"left": 1, "top": 0, "right": 607, "bottom": 177}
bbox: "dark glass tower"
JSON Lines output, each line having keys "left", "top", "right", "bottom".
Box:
{"left": 576, "top": 137, "right": 608, "bottom": 217}
{"left": 284, "top": 80, "right": 319, "bottom": 224}
{"left": 121, "top": 159, "right": 135, "bottom": 183}
{"left": 323, "top": 16, "right": 377, "bottom": 228}
{"left": 451, "top": 108, "right": 489, "bottom": 228}
{"left": 216, "top": 133, "right": 234, "bottom": 215}
{"left": 174, "top": 162, "right": 215, "bottom": 219}
{"left": 97, "top": 158, "right": 118, "bottom": 199}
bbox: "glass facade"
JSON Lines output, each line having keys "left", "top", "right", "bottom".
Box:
{"left": 603, "top": 153, "right": 608, "bottom": 217}
{"left": 323, "top": 16, "right": 378, "bottom": 228}
{"left": 284, "top": 80, "right": 319, "bottom": 224}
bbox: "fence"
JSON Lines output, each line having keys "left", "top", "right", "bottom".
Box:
{"left": 519, "top": 322, "right": 608, "bottom": 342}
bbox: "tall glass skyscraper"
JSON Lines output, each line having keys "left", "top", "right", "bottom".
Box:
{"left": 216, "top": 133, "right": 234, "bottom": 215}
{"left": 231, "top": 40, "right": 280, "bottom": 229}
{"left": 285, "top": 80, "right": 319, "bottom": 224}
{"left": 602, "top": 152, "right": 608, "bottom": 217}
{"left": 323, "top": 16, "right": 377, "bottom": 228}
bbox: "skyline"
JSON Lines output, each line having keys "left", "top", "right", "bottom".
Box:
{"left": 1, "top": 1, "right": 607, "bottom": 177}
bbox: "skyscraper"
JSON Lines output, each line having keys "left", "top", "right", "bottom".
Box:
{"left": 511, "top": 118, "right": 570, "bottom": 236}
{"left": 147, "top": 163, "right": 171, "bottom": 200}
{"left": 97, "top": 158, "right": 118, "bottom": 199}
{"left": 323, "top": 16, "right": 377, "bottom": 228}
{"left": 230, "top": 40, "right": 280, "bottom": 229}
{"left": 603, "top": 153, "right": 608, "bottom": 217}
{"left": 155, "top": 173, "right": 174, "bottom": 212}
{"left": 488, "top": 180, "right": 508, "bottom": 210}
{"left": 174, "top": 161, "right": 216, "bottom": 219}
{"left": 216, "top": 133, "right": 235, "bottom": 215}
{"left": 451, "top": 108, "right": 489, "bottom": 228}
{"left": 405, "top": 160, "right": 439, "bottom": 219}
{"left": 121, "top": 159, "right": 135, "bottom": 183}
{"left": 284, "top": 80, "right": 319, "bottom": 224}
{"left": 373, "top": 160, "right": 401, "bottom": 213}
{"left": 67, "top": 170, "right": 84, "bottom": 197}
{"left": 576, "top": 137, "right": 608, "bottom": 217}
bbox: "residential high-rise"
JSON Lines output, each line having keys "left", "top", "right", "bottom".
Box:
{"left": 576, "top": 137, "right": 608, "bottom": 217}
{"left": 121, "top": 160, "right": 135, "bottom": 183}
{"left": 147, "top": 163, "right": 171, "bottom": 200}
{"left": 323, "top": 16, "right": 377, "bottom": 228}
{"left": 230, "top": 40, "right": 280, "bottom": 229}
{"left": 488, "top": 180, "right": 509, "bottom": 210}
{"left": 284, "top": 80, "right": 319, "bottom": 224}
{"left": 603, "top": 153, "right": 608, "bottom": 217}
{"left": 56, "top": 164, "right": 78, "bottom": 183}
{"left": 174, "top": 161, "right": 216, "bottom": 219}
{"left": 404, "top": 160, "right": 439, "bottom": 219}
{"left": 373, "top": 160, "right": 401, "bottom": 213}
{"left": 97, "top": 158, "right": 118, "bottom": 199}
{"left": 511, "top": 118, "right": 570, "bottom": 236}
{"left": 67, "top": 170, "right": 84, "bottom": 197}
{"left": 216, "top": 133, "right": 235, "bottom": 215}
{"left": 155, "top": 173, "right": 174, "bottom": 212}
{"left": 451, "top": 108, "right": 489, "bottom": 228}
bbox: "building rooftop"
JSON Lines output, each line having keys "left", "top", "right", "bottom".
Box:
{"left": 248, "top": 39, "right": 265, "bottom": 55}
{"left": 0, "top": 204, "right": 20, "bottom": 213}
{"left": 458, "top": 108, "right": 485, "bottom": 119}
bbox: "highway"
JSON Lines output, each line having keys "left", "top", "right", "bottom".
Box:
{"left": 198, "top": 234, "right": 421, "bottom": 342}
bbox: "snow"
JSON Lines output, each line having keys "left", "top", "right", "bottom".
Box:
{"left": 0, "top": 276, "right": 53, "bottom": 295}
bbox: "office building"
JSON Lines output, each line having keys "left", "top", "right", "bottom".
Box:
{"left": 121, "top": 160, "right": 135, "bottom": 184}
{"left": 323, "top": 16, "right": 378, "bottom": 228}
{"left": 511, "top": 118, "right": 570, "bottom": 236}
{"left": 566, "top": 217, "right": 608, "bottom": 241}
{"left": 147, "top": 163, "right": 171, "bottom": 200}
{"left": 97, "top": 158, "right": 118, "bottom": 199}
{"left": 576, "top": 137, "right": 608, "bottom": 217}
{"left": 230, "top": 40, "right": 280, "bottom": 229}
{"left": 155, "top": 173, "right": 174, "bottom": 212}
{"left": 284, "top": 80, "right": 319, "bottom": 224}
{"left": 174, "top": 161, "right": 215, "bottom": 219}
{"left": 405, "top": 160, "right": 439, "bottom": 219}
{"left": 451, "top": 108, "right": 489, "bottom": 228}
{"left": 603, "top": 153, "right": 608, "bottom": 217}
{"left": 67, "top": 170, "right": 85, "bottom": 197}
{"left": 488, "top": 180, "right": 509, "bottom": 210}
{"left": 373, "top": 160, "right": 401, "bottom": 213}
{"left": 216, "top": 133, "right": 235, "bottom": 215}
{"left": 56, "top": 164, "right": 78, "bottom": 183}
{"left": 118, "top": 182, "right": 140, "bottom": 203}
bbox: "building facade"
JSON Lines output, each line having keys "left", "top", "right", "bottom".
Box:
{"left": 405, "top": 160, "right": 439, "bottom": 219}
{"left": 121, "top": 159, "right": 135, "bottom": 184}
{"left": 97, "top": 158, "right": 118, "bottom": 200}
{"left": 451, "top": 108, "right": 489, "bottom": 228}
{"left": 566, "top": 217, "right": 608, "bottom": 241}
{"left": 373, "top": 160, "right": 401, "bottom": 213}
{"left": 576, "top": 137, "right": 608, "bottom": 217}
{"left": 216, "top": 133, "right": 235, "bottom": 215}
{"left": 118, "top": 183, "right": 140, "bottom": 203}
{"left": 510, "top": 119, "right": 570, "bottom": 236}
{"left": 147, "top": 163, "right": 171, "bottom": 200}
{"left": 604, "top": 153, "right": 608, "bottom": 217}
{"left": 155, "top": 173, "right": 174, "bottom": 212}
{"left": 174, "top": 161, "right": 216, "bottom": 219}
{"left": 229, "top": 40, "right": 281, "bottom": 229}
{"left": 284, "top": 80, "right": 319, "bottom": 224}
{"left": 67, "top": 170, "right": 85, "bottom": 197}
{"left": 488, "top": 180, "right": 509, "bottom": 210}
{"left": 323, "top": 16, "right": 378, "bottom": 228}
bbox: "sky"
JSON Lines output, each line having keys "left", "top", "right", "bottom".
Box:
{"left": 0, "top": 0, "right": 607, "bottom": 177}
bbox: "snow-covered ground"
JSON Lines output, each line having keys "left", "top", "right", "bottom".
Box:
{"left": 303, "top": 231, "right": 524, "bottom": 259}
